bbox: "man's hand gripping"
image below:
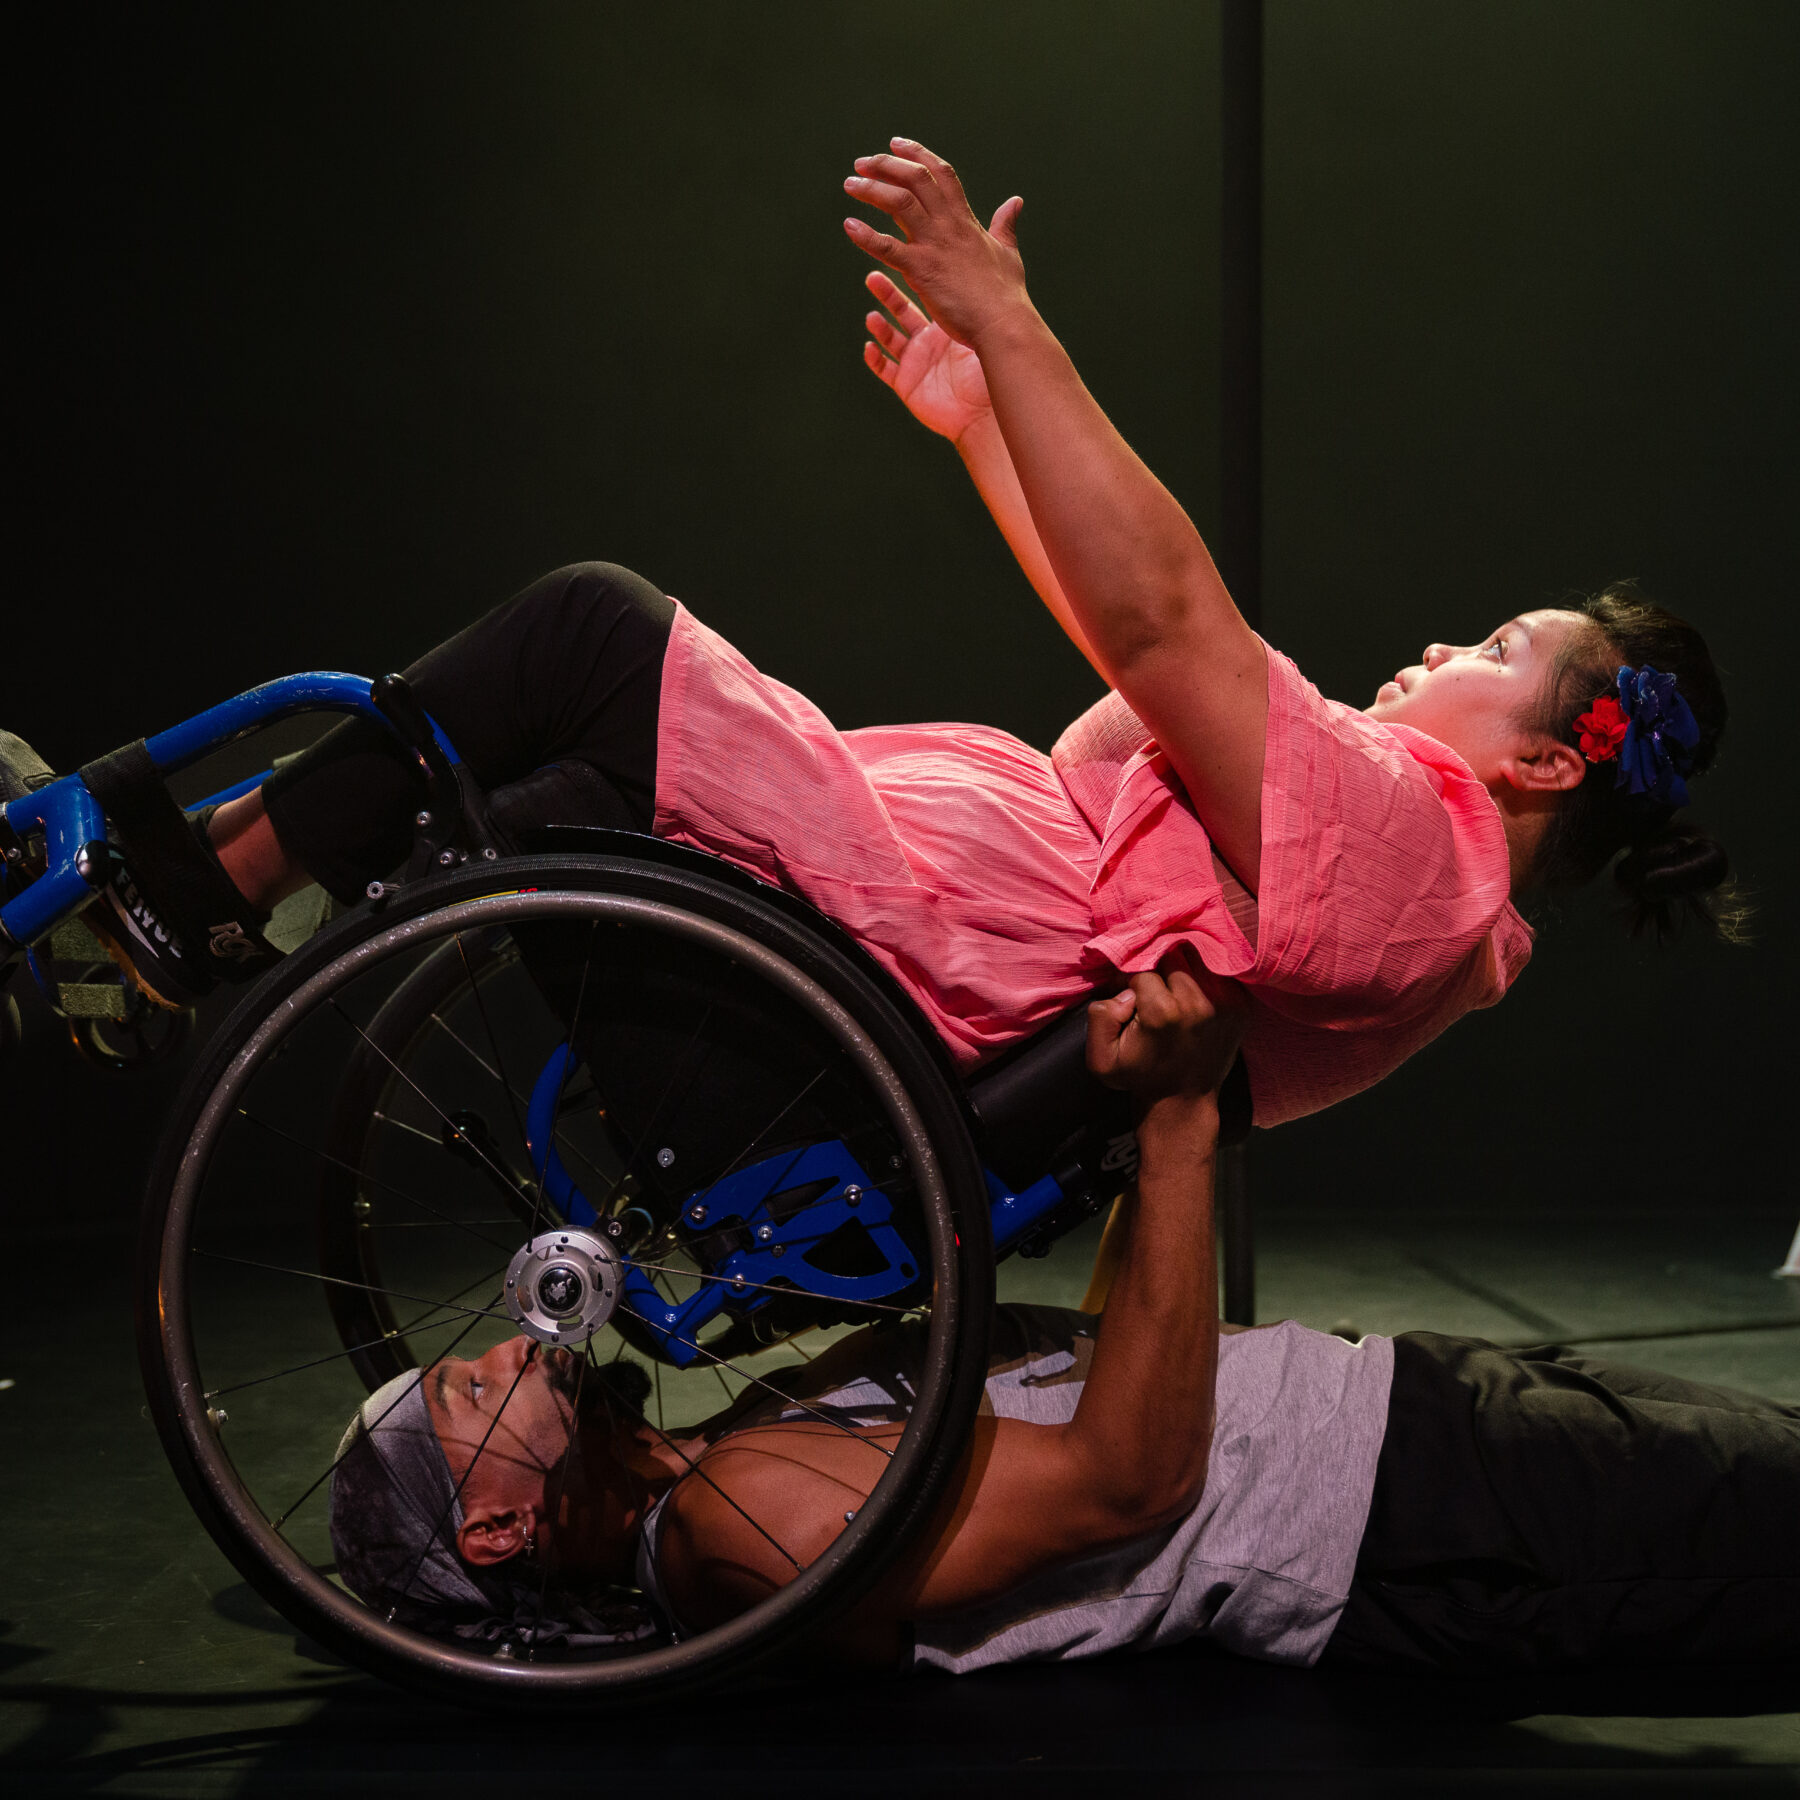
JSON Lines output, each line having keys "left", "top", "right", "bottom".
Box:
{"left": 1079, "top": 952, "right": 1246, "bottom": 1316}
{"left": 1086, "top": 950, "right": 1247, "bottom": 1112}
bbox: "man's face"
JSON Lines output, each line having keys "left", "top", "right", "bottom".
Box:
{"left": 425, "top": 1335, "right": 577, "bottom": 1489}
{"left": 423, "top": 1335, "right": 640, "bottom": 1573}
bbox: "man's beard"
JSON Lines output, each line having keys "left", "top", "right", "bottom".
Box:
{"left": 540, "top": 1344, "right": 624, "bottom": 1428}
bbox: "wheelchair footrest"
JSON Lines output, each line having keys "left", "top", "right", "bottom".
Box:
{"left": 44, "top": 917, "right": 131, "bottom": 1019}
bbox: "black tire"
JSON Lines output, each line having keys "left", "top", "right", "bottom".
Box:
{"left": 137, "top": 852, "right": 993, "bottom": 1707}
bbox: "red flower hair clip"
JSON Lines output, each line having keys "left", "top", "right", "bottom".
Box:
{"left": 1574, "top": 694, "right": 1629, "bottom": 763}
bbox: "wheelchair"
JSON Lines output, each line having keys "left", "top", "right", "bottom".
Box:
{"left": 2, "top": 669, "right": 1240, "bottom": 1708}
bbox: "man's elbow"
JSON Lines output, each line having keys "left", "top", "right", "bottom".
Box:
{"left": 1086, "top": 1457, "right": 1210, "bottom": 1542}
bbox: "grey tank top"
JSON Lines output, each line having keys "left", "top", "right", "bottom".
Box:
{"left": 637, "top": 1304, "right": 1392, "bottom": 1670}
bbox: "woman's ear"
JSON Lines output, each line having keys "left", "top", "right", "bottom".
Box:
{"left": 457, "top": 1502, "right": 536, "bottom": 1567}
{"left": 1500, "top": 740, "right": 1586, "bottom": 795}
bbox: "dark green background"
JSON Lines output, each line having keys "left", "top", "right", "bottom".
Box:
{"left": 13, "top": 1, "right": 1797, "bottom": 1218}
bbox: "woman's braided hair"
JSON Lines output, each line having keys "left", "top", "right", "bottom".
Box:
{"left": 1524, "top": 584, "right": 1746, "bottom": 942}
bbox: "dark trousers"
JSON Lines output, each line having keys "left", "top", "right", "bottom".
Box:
{"left": 1326, "top": 1331, "right": 1800, "bottom": 1671}
{"left": 263, "top": 563, "right": 672, "bottom": 903}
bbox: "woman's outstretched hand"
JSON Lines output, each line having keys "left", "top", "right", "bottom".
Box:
{"left": 844, "top": 139, "right": 1030, "bottom": 350}
{"left": 862, "top": 270, "right": 993, "bottom": 444}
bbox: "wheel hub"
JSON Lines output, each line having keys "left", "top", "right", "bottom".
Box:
{"left": 503, "top": 1228, "right": 622, "bottom": 1345}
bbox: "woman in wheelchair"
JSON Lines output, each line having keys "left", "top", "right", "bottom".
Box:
{"left": 0, "top": 138, "right": 1756, "bottom": 1704}
{"left": 329, "top": 970, "right": 1798, "bottom": 1673}
{"left": 17, "top": 136, "right": 1738, "bottom": 1135}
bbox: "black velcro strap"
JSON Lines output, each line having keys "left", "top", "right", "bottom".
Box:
{"left": 78, "top": 739, "right": 259, "bottom": 943}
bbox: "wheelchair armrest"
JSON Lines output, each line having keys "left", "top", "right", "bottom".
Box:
{"left": 967, "top": 1000, "right": 1253, "bottom": 1190}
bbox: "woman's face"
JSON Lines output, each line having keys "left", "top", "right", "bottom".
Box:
{"left": 1364, "top": 608, "right": 1588, "bottom": 779}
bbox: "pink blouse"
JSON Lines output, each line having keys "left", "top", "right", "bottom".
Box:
{"left": 653, "top": 604, "right": 1532, "bottom": 1128}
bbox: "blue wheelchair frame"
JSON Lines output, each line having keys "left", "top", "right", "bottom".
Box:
{"left": 1, "top": 673, "right": 461, "bottom": 951}
{"left": 3, "top": 674, "right": 1085, "bottom": 1365}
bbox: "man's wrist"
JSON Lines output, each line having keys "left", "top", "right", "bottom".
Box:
{"left": 1133, "top": 1089, "right": 1223, "bottom": 1163}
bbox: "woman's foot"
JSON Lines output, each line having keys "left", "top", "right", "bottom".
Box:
{"left": 4, "top": 729, "right": 204, "bottom": 1007}
{"left": 5, "top": 740, "right": 286, "bottom": 1010}
{"left": 83, "top": 864, "right": 233, "bottom": 1010}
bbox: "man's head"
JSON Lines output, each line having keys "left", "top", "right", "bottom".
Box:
{"left": 328, "top": 1340, "right": 659, "bottom": 1639}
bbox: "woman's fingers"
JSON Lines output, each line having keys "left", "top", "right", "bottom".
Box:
{"left": 988, "top": 194, "right": 1024, "bottom": 249}
{"left": 855, "top": 151, "right": 934, "bottom": 193}
{"left": 865, "top": 269, "right": 928, "bottom": 333}
{"left": 845, "top": 173, "right": 923, "bottom": 235}
{"left": 865, "top": 309, "right": 909, "bottom": 357}
{"left": 862, "top": 338, "right": 900, "bottom": 386}
{"left": 848, "top": 151, "right": 964, "bottom": 245}
{"left": 887, "top": 137, "right": 963, "bottom": 195}
{"left": 843, "top": 215, "right": 910, "bottom": 273}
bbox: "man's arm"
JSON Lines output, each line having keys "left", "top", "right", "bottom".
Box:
{"left": 655, "top": 961, "right": 1244, "bottom": 1656}
{"left": 845, "top": 140, "right": 1269, "bottom": 893}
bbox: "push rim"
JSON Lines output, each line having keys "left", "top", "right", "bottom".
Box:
{"left": 139, "top": 858, "right": 991, "bottom": 1705}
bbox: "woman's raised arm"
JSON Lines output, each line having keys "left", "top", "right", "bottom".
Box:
{"left": 862, "top": 270, "right": 1105, "bottom": 678}
{"left": 845, "top": 139, "right": 1268, "bottom": 892}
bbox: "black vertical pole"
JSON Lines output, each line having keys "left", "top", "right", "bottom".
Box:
{"left": 1221, "top": 0, "right": 1263, "bottom": 629}
{"left": 1218, "top": 0, "right": 1262, "bottom": 1328}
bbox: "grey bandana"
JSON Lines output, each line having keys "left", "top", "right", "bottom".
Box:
{"left": 327, "top": 1366, "right": 663, "bottom": 1651}
{"left": 329, "top": 1369, "right": 493, "bottom": 1624}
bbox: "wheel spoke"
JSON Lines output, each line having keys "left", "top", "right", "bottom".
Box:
{"left": 713, "top": 1066, "right": 831, "bottom": 1189}
{"left": 205, "top": 1264, "right": 512, "bottom": 1401}
{"left": 626, "top": 1256, "right": 917, "bottom": 1317}
{"left": 369, "top": 1219, "right": 524, "bottom": 1230}
{"left": 426, "top": 1010, "right": 511, "bottom": 1092}
{"left": 190, "top": 1247, "right": 512, "bottom": 1324}
{"left": 452, "top": 931, "right": 531, "bottom": 1153}
{"left": 371, "top": 1111, "right": 443, "bottom": 1147}
{"left": 270, "top": 1295, "right": 501, "bottom": 1529}
{"left": 529, "top": 921, "right": 598, "bottom": 1240}
{"left": 443, "top": 933, "right": 640, "bottom": 1195}
{"left": 659, "top": 1323, "right": 894, "bottom": 1458}
{"left": 534, "top": 1348, "right": 589, "bottom": 1628}
{"left": 603, "top": 1002, "right": 717, "bottom": 1208}
{"left": 330, "top": 998, "right": 535, "bottom": 1218}
{"left": 393, "top": 1345, "right": 539, "bottom": 1613}
{"left": 235, "top": 1106, "right": 520, "bottom": 1258}
{"left": 586, "top": 1341, "right": 802, "bottom": 1576}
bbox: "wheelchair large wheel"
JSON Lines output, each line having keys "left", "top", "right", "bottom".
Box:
{"left": 137, "top": 852, "right": 993, "bottom": 1707}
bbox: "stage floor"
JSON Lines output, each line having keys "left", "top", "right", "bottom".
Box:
{"left": 4, "top": 1159, "right": 1795, "bottom": 1795}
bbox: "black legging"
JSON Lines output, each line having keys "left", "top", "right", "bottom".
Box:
{"left": 263, "top": 563, "right": 672, "bottom": 903}
{"left": 1326, "top": 1331, "right": 1800, "bottom": 1670}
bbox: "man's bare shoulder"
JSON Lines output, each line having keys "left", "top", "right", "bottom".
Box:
{"left": 657, "top": 1424, "right": 892, "bottom": 1630}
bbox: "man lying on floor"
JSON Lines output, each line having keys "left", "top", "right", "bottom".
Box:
{"left": 329, "top": 961, "right": 1799, "bottom": 1674}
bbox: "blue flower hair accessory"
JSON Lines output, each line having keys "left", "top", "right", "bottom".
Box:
{"left": 1612, "top": 664, "right": 1699, "bottom": 808}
